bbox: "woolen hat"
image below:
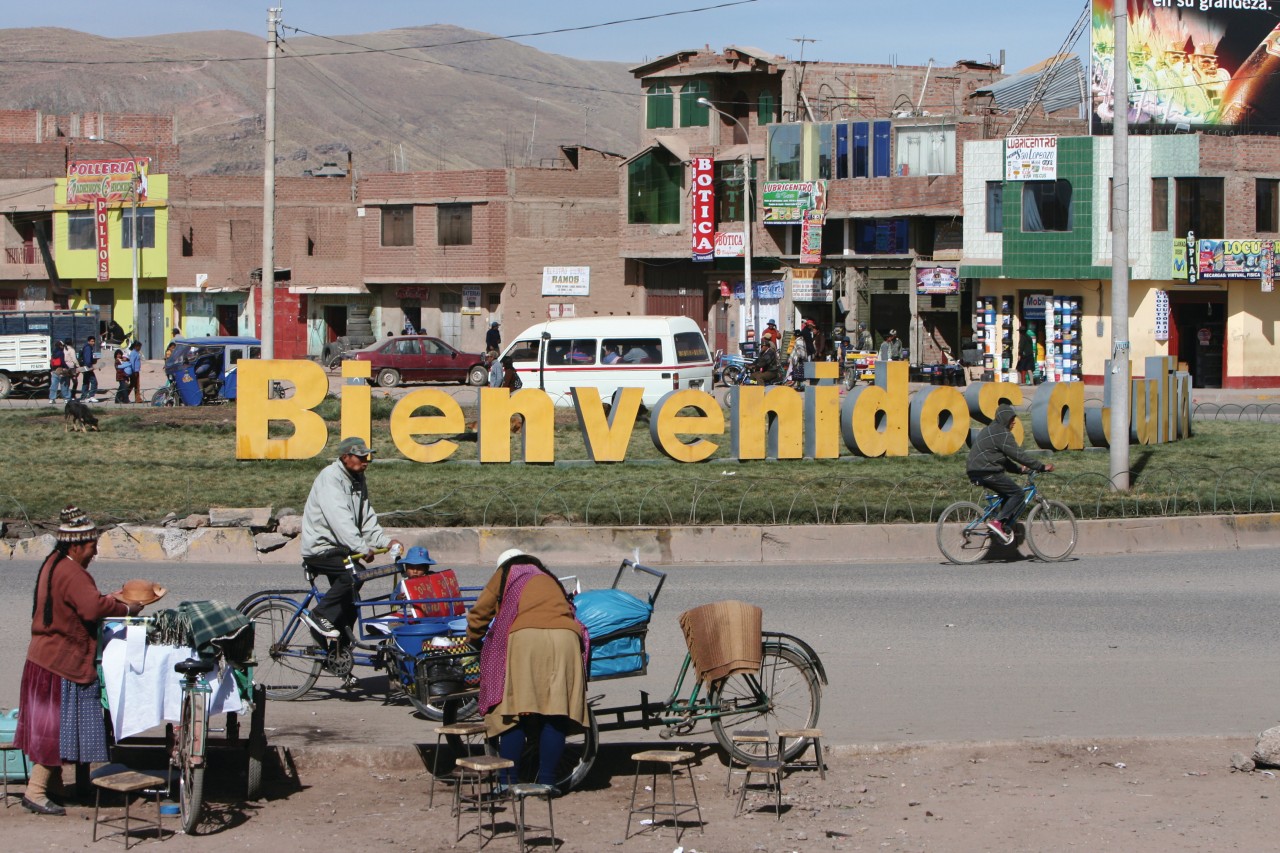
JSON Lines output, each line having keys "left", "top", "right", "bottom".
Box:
{"left": 336, "top": 436, "right": 374, "bottom": 458}
{"left": 397, "top": 545, "right": 436, "bottom": 567}
{"left": 57, "top": 505, "right": 98, "bottom": 544}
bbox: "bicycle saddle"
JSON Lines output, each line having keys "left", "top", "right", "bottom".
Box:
{"left": 174, "top": 657, "right": 217, "bottom": 676}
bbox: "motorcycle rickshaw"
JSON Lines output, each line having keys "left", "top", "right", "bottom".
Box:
{"left": 152, "top": 336, "right": 262, "bottom": 406}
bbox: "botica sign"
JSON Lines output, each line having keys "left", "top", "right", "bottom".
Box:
{"left": 235, "top": 359, "right": 1192, "bottom": 463}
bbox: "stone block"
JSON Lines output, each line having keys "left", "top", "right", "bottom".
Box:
{"left": 276, "top": 515, "right": 302, "bottom": 537}
{"left": 1255, "top": 726, "right": 1280, "bottom": 767}
{"left": 11, "top": 533, "right": 54, "bottom": 558}
{"left": 178, "top": 514, "right": 208, "bottom": 530}
{"left": 258, "top": 534, "right": 302, "bottom": 564}
{"left": 254, "top": 532, "right": 291, "bottom": 553}
{"left": 97, "top": 527, "right": 173, "bottom": 562}
{"left": 208, "top": 507, "right": 273, "bottom": 528}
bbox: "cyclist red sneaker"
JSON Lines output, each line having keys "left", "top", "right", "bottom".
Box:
{"left": 987, "top": 519, "right": 1014, "bottom": 545}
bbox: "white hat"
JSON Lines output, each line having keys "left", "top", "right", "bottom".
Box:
{"left": 497, "top": 548, "right": 526, "bottom": 569}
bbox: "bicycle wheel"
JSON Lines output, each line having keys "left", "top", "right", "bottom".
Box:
{"left": 723, "top": 365, "right": 744, "bottom": 386}
{"left": 177, "top": 692, "right": 206, "bottom": 834}
{"left": 444, "top": 701, "right": 598, "bottom": 793}
{"left": 710, "top": 645, "right": 821, "bottom": 765}
{"left": 1025, "top": 499, "right": 1078, "bottom": 561}
{"left": 408, "top": 688, "right": 479, "bottom": 723}
{"left": 245, "top": 600, "right": 322, "bottom": 701}
{"left": 245, "top": 684, "right": 267, "bottom": 800}
{"left": 936, "top": 501, "right": 992, "bottom": 565}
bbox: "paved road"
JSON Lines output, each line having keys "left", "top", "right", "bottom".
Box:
{"left": 2, "top": 548, "right": 1278, "bottom": 751}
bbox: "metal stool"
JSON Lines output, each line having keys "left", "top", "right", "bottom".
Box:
{"left": 777, "top": 727, "right": 827, "bottom": 779}
{"left": 91, "top": 769, "right": 167, "bottom": 849}
{"left": 509, "top": 783, "right": 557, "bottom": 852}
{"left": 429, "top": 721, "right": 488, "bottom": 808}
{"left": 0, "top": 740, "right": 30, "bottom": 807}
{"left": 451, "top": 755, "right": 513, "bottom": 846}
{"left": 734, "top": 759, "right": 783, "bottom": 820}
{"left": 725, "top": 729, "right": 773, "bottom": 795}
{"left": 624, "top": 749, "right": 703, "bottom": 843}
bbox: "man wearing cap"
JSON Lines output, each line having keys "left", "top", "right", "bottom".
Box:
{"left": 15, "top": 506, "right": 146, "bottom": 816}
{"left": 486, "top": 321, "right": 501, "bottom": 353}
{"left": 879, "top": 329, "right": 903, "bottom": 362}
{"left": 761, "top": 319, "right": 782, "bottom": 349}
{"left": 300, "top": 437, "right": 404, "bottom": 639}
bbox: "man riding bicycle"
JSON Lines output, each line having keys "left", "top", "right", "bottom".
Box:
{"left": 966, "top": 404, "right": 1054, "bottom": 544}
{"left": 300, "top": 437, "right": 403, "bottom": 639}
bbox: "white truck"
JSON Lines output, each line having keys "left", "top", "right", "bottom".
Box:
{"left": 0, "top": 334, "right": 51, "bottom": 398}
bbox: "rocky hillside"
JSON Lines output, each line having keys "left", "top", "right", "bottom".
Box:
{"left": 0, "top": 25, "right": 641, "bottom": 175}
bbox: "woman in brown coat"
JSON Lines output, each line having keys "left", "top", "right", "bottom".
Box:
{"left": 467, "top": 550, "right": 587, "bottom": 792}
{"left": 14, "top": 506, "right": 145, "bottom": 815}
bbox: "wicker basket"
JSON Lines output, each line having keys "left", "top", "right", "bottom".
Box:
{"left": 678, "top": 600, "right": 762, "bottom": 684}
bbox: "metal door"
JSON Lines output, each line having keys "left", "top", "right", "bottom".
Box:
{"left": 440, "top": 293, "right": 461, "bottom": 347}
{"left": 140, "top": 290, "right": 165, "bottom": 359}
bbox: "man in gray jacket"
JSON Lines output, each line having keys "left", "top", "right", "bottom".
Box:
{"left": 965, "top": 404, "right": 1054, "bottom": 544}
{"left": 300, "top": 437, "right": 403, "bottom": 638}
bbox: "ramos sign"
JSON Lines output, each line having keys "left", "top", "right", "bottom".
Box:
{"left": 235, "top": 359, "right": 1192, "bottom": 462}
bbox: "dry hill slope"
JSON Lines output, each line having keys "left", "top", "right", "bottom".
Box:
{"left": 0, "top": 25, "right": 640, "bottom": 175}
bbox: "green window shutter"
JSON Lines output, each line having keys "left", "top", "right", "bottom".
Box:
{"left": 646, "top": 83, "right": 673, "bottom": 129}
{"left": 758, "top": 91, "right": 776, "bottom": 125}
{"left": 680, "top": 81, "right": 709, "bottom": 127}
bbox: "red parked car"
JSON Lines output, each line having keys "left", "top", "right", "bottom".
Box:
{"left": 350, "top": 335, "right": 489, "bottom": 387}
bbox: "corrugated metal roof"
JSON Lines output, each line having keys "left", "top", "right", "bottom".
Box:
{"left": 973, "top": 55, "right": 1085, "bottom": 115}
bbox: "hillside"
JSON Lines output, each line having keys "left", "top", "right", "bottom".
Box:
{"left": 0, "top": 25, "right": 641, "bottom": 175}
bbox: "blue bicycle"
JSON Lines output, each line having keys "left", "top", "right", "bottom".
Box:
{"left": 936, "top": 471, "right": 1077, "bottom": 564}
{"left": 236, "top": 559, "right": 479, "bottom": 720}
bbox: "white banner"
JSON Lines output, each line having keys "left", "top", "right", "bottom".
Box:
{"left": 1005, "top": 136, "right": 1057, "bottom": 182}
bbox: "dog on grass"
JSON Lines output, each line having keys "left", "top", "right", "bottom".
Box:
{"left": 64, "top": 400, "right": 100, "bottom": 433}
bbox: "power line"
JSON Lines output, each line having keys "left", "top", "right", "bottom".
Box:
{"left": 0, "top": 1, "right": 757, "bottom": 66}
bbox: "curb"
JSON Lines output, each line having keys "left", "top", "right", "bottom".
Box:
{"left": 7, "top": 512, "right": 1279, "bottom": 565}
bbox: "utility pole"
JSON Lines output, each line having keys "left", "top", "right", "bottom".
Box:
{"left": 1109, "top": 4, "right": 1131, "bottom": 490}
{"left": 261, "top": 6, "right": 280, "bottom": 357}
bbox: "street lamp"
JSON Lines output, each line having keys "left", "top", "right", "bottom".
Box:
{"left": 88, "top": 136, "right": 141, "bottom": 352}
{"left": 697, "top": 97, "right": 754, "bottom": 345}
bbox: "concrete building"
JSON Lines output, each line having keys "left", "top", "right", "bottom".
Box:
{"left": 963, "top": 133, "right": 1280, "bottom": 389}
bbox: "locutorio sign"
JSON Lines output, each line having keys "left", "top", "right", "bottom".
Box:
{"left": 235, "top": 358, "right": 1192, "bottom": 463}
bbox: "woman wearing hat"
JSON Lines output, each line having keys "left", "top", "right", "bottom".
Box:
{"left": 761, "top": 319, "right": 782, "bottom": 348}
{"left": 14, "top": 507, "right": 152, "bottom": 815}
{"left": 467, "top": 550, "right": 588, "bottom": 794}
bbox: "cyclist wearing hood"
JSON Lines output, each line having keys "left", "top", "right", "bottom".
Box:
{"left": 966, "top": 404, "right": 1053, "bottom": 544}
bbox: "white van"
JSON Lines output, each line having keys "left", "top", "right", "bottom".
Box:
{"left": 500, "top": 316, "right": 714, "bottom": 407}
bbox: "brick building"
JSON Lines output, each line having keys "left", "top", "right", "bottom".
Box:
{"left": 358, "top": 145, "right": 624, "bottom": 355}
{"left": 620, "top": 47, "right": 1017, "bottom": 360}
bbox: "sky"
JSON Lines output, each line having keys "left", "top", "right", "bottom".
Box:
{"left": 5, "top": 0, "right": 1086, "bottom": 73}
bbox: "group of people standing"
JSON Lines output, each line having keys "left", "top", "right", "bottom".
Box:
{"left": 47, "top": 337, "right": 143, "bottom": 405}
{"left": 749, "top": 318, "right": 830, "bottom": 385}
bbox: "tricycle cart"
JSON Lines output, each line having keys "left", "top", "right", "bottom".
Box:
{"left": 429, "top": 559, "right": 828, "bottom": 792}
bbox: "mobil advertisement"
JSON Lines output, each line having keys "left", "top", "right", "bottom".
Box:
{"left": 1091, "top": 1, "right": 1280, "bottom": 132}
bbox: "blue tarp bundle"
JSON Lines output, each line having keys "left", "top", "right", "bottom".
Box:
{"left": 575, "top": 588, "right": 652, "bottom": 678}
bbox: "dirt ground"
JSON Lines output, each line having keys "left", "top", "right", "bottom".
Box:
{"left": 2, "top": 735, "right": 1275, "bottom": 851}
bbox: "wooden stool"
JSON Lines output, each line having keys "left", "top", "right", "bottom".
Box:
{"left": 0, "top": 741, "right": 30, "bottom": 807}
{"left": 624, "top": 749, "right": 703, "bottom": 843}
{"left": 91, "top": 769, "right": 167, "bottom": 849}
{"left": 725, "top": 729, "right": 773, "bottom": 795}
{"left": 734, "top": 759, "right": 783, "bottom": 820}
{"left": 452, "top": 755, "right": 513, "bottom": 845}
{"left": 509, "top": 783, "right": 557, "bottom": 852}
{"left": 777, "top": 727, "right": 827, "bottom": 780}
{"left": 429, "top": 721, "right": 488, "bottom": 808}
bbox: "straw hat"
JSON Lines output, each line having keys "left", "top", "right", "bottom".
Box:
{"left": 114, "top": 579, "right": 168, "bottom": 606}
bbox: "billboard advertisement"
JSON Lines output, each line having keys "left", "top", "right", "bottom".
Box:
{"left": 1004, "top": 136, "right": 1057, "bottom": 181}
{"left": 916, "top": 267, "right": 960, "bottom": 295}
{"left": 690, "top": 156, "right": 715, "bottom": 262}
{"left": 67, "top": 158, "right": 150, "bottom": 204}
{"left": 761, "top": 180, "right": 827, "bottom": 224}
{"left": 1195, "top": 238, "right": 1274, "bottom": 280}
{"left": 1091, "top": 2, "right": 1280, "bottom": 132}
